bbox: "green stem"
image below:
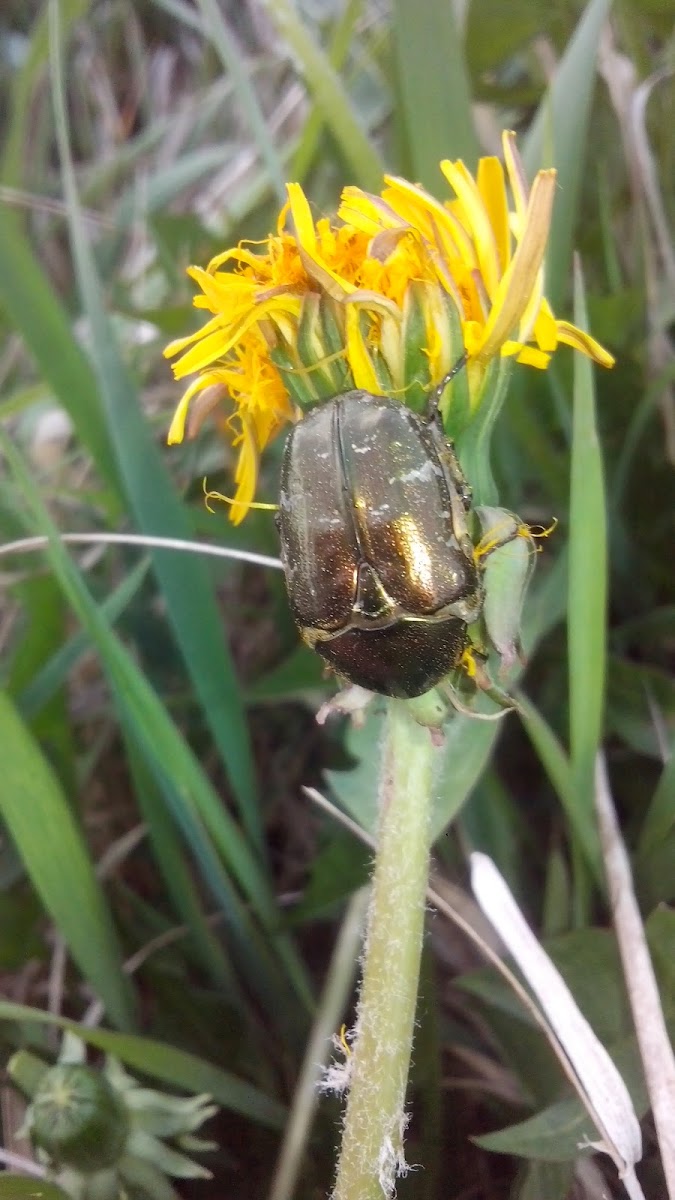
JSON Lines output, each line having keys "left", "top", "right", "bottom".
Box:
{"left": 332, "top": 701, "right": 435, "bottom": 1200}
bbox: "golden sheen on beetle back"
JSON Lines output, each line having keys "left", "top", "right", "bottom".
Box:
{"left": 277, "top": 375, "right": 483, "bottom": 698}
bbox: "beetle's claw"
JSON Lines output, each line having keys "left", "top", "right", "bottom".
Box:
{"left": 316, "top": 684, "right": 374, "bottom": 726}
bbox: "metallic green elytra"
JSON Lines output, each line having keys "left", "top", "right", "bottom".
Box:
{"left": 278, "top": 359, "right": 484, "bottom": 699}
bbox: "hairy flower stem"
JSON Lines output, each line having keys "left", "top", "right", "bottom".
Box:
{"left": 332, "top": 700, "right": 435, "bottom": 1200}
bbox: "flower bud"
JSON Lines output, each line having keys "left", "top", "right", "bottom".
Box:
{"left": 30, "top": 1064, "right": 129, "bottom": 1173}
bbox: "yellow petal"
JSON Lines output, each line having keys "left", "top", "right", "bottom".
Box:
{"left": 207, "top": 246, "right": 267, "bottom": 273}
{"left": 167, "top": 374, "right": 215, "bottom": 444}
{"left": 476, "top": 169, "right": 556, "bottom": 362}
{"left": 533, "top": 302, "right": 559, "bottom": 353}
{"left": 338, "top": 188, "right": 403, "bottom": 234}
{"left": 517, "top": 347, "right": 550, "bottom": 367}
{"left": 502, "top": 341, "right": 551, "bottom": 368}
{"left": 477, "top": 156, "right": 509, "bottom": 276}
{"left": 187, "top": 266, "right": 256, "bottom": 313}
{"left": 229, "top": 415, "right": 259, "bottom": 525}
{"left": 383, "top": 175, "right": 477, "bottom": 267}
{"left": 440, "top": 159, "right": 500, "bottom": 297}
{"left": 286, "top": 183, "right": 317, "bottom": 249}
{"left": 170, "top": 296, "right": 300, "bottom": 378}
{"left": 287, "top": 182, "right": 355, "bottom": 299}
{"left": 164, "top": 312, "right": 229, "bottom": 361}
{"left": 461, "top": 320, "right": 484, "bottom": 359}
{"left": 345, "top": 306, "right": 381, "bottom": 392}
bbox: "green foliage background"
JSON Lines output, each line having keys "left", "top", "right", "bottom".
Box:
{"left": 0, "top": 1, "right": 673, "bottom": 1197}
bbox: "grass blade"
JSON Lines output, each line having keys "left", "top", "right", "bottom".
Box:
{"left": 48, "top": 5, "right": 260, "bottom": 846}
{"left": 0, "top": 691, "right": 134, "bottom": 1030}
{"left": 197, "top": 0, "right": 286, "bottom": 204}
{"left": 0, "top": 216, "right": 119, "bottom": 497}
{"left": 8, "top": 573, "right": 75, "bottom": 793}
{"left": 637, "top": 754, "right": 675, "bottom": 861}
{"left": 262, "top": 0, "right": 385, "bottom": 190}
{"left": 517, "top": 692, "right": 601, "bottom": 877}
{"left": 0, "top": 0, "right": 88, "bottom": 185}
{"left": 522, "top": 0, "right": 613, "bottom": 308}
{"left": 567, "top": 259, "right": 608, "bottom": 816}
{"left": 18, "top": 558, "right": 150, "bottom": 720}
{"left": 393, "top": 0, "right": 478, "bottom": 182}
{"left": 0, "top": 429, "right": 313, "bottom": 1030}
{"left": 291, "top": 0, "right": 362, "bottom": 181}
{"left": 123, "top": 743, "right": 237, "bottom": 991}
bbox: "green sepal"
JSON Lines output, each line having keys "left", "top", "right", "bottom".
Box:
{"left": 438, "top": 291, "right": 471, "bottom": 436}
{"left": 319, "top": 297, "right": 351, "bottom": 394}
{"left": 401, "top": 282, "right": 429, "bottom": 412}
{"left": 8, "top": 1048, "right": 50, "bottom": 1099}
{"left": 357, "top": 308, "right": 394, "bottom": 395}
{"left": 476, "top": 505, "right": 535, "bottom": 671}
{"left": 296, "top": 294, "right": 337, "bottom": 400}
{"left": 456, "top": 357, "right": 513, "bottom": 506}
{"left": 269, "top": 343, "right": 314, "bottom": 408}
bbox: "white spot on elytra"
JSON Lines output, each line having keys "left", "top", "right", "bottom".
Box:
{"left": 388, "top": 459, "right": 438, "bottom": 486}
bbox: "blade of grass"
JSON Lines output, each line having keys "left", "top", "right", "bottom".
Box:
{"left": 636, "top": 754, "right": 675, "bottom": 862}
{"left": 261, "top": 0, "right": 385, "bottom": 191}
{"left": 522, "top": 0, "right": 614, "bottom": 309}
{"left": 0, "top": 0, "right": 88, "bottom": 185}
{"left": 123, "top": 743, "right": 238, "bottom": 993}
{"left": 196, "top": 0, "right": 286, "bottom": 205}
{"left": 516, "top": 691, "right": 601, "bottom": 878}
{"left": 48, "top": 4, "right": 260, "bottom": 848}
{"left": 267, "top": 888, "right": 367, "bottom": 1200}
{"left": 567, "top": 259, "right": 608, "bottom": 826}
{"left": 0, "top": 429, "right": 314, "bottom": 1030}
{"left": 0, "top": 1000, "right": 285, "bottom": 1129}
{"left": 9, "top": 574, "right": 75, "bottom": 794}
{"left": 0, "top": 382, "right": 51, "bottom": 422}
{"left": 291, "top": 0, "right": 362, "bottom": 181}
{"left": 393, "top": 0, "right": 478, "bottom": 182}
{"left": 0, "top": 691, "right": 135, "bottom": 1030}
{"left": 18, "top": 557, "right": 150, "bottom": 720}
{"left": 0, "top": 216, "right": 119, "bottom": 498}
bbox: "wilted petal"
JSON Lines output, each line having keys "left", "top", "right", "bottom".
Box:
{"left": 556, "top": 320, "right": 616, "bottom": 366}
{"left": 502, "top": 130, "right": 529, "bottom": 227}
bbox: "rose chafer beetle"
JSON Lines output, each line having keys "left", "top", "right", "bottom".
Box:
{"left": 278, "top": 356, "right": 485, "bottom": 699}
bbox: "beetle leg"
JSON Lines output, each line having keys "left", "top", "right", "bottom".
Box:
{"left": 438, "top": 436, "right": 473, "bottom": 512}
{"left": 426, "top": 350, "right": 468, "bottom": 421}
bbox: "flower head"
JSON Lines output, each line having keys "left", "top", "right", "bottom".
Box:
{"left": 165, "top": 131, "right": 613, "bottom": 522}
{"left": 11, "top": 1033, "right": 217, "bottom": 1193}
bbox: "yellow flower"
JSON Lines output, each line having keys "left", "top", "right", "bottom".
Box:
{"left": 165, "top": 131, "right": 613, "bottom": 522}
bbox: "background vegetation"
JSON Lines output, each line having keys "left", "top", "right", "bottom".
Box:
{"left": 0, "top": 0, "right": 673, "bottom": 1197}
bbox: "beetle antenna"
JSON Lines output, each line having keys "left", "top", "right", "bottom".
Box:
{"left": 427, "top": 350, "right": 468, "bottom": 419}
